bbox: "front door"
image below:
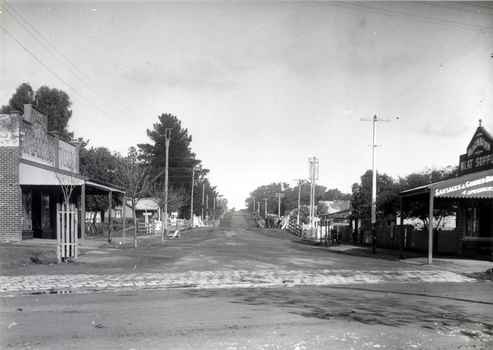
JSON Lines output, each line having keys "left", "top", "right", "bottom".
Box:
{"left": 31, "top": 189, "right": 55, "bottom": 239}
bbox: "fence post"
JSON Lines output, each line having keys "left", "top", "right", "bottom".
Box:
{"left": 57, "top": 203, "right": 61, "bottom": 263}
{"left": 73, "top": 203, "right": 79, "bottom": 260}
{"left": 62, "top": 202, "right": 66, "bottom": 260}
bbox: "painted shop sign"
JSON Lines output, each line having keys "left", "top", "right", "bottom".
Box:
{"left": 21, "top": 119, "right": 56, "bottom": 166}
{"left": 58, "top": 140, "right": 78, "bottom": 172}
{"left": 435, "top": 174, "right": 493, "bottom": 197}
{"left": 459, "top": 127, "right": 493, "bottom": 176}
{"left": 20, "top": 105, "right": 78, "bottom": 172}
{"left": 0, "top": 114, "right": 19, "bottom": 147}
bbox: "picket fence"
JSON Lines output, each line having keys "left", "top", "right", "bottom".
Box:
{"left": 57, "top": 203, "right": 78, "bottom": 263}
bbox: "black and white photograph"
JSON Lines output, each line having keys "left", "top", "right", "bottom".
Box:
{"left": 1, "top": 1, "right": 492, "bottom": 349}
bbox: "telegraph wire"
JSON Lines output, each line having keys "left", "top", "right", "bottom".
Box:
{"left": 0, "top": 24, "right": 151, "bottom": 134}
{"left": 0, "top": 1, "right": 149, "bottom": 130}
{"left": 314, "top": 3, "right": 493, "bottom": 171}
{"left": 321, "top": 19, "right": 493, "bottom": 185}
{"left": 370, "top": 22, "right": 493, "bottom": 117}
{"left": 331, "top": 1, "right": 493, "bottom": 32}
{"left": 424, "top": 2, "right": 493, "bottom": 16}
{"left": 391, "top": 44, "right": 493, "bottom": 117}
{"left": 0, "top": 25, "right": 113, "bottom": 120}
{"left": 355, "top": 19, "right": 493, "bottom": 118}
{"left": 1, "top": 0, "right": 141, "bottom": 116}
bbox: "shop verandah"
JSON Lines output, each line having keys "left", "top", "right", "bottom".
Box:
{"left": 20, "top": 158, "right": 124, "bottom": 246}
{"left": 400, "top": 169, "right": 493, "bottom": 263}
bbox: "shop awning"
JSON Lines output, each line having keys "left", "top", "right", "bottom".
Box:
{"left": 400, "top": 169, "right": 493, "bottom": 199}
{"left": 19, "top": 159, "right": 125, "bottom": 195}
{"left": 85, "top": 179, "right": 125, "bottom": 195}
{"left": 19, "top": 161, "right": 85, "bottom": 186}
{"left": 399, "top": 168, "right": 493, "bottom": 265}
{"left": 431, "top": 169, "right": 493, "bottom": 198}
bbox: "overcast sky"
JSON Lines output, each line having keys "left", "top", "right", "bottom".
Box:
{"left": 1, "top": 1, "right": 492, "bottom": 210}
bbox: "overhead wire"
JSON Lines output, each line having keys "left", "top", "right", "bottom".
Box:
{"left": 0, "top": 24, "right": 151, "bottom": 135}
{"left": 225, "top": 2, "right": 493, "bottom": 197}
{"left": 1, "top": 1, "right": 227, "bottom": 195}
{"left": 1, "top": 0, "right": 143, "bottom": 120}
{"left": 318, "top": 5, "right": 493, "bottom": 188}
{"left": 0, "top": 25, "right": 124, "bottom": 124}
{"left": 2, "top": 1, "right": 491, "bottom": 196}
{"left": 0, "top": 1, "right": 151, "bottom": 132}
{"left": 334, "top": 1, "right": 493, "bottom": 32}
{"left": 371, "top": 22, "right": 493, "bottom": 117}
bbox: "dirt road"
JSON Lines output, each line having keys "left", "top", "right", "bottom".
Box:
{"left": 1, "top": 211, "right": 492, "bottom": 349}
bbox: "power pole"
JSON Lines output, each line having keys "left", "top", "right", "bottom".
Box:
{"left": 308, "top": 157, "right": 319, "bottom": 232}
{"left": 263, "top": 198, "right": 268, "bottom": 228}
{"left": 293, "top": 179, "right": 305, "bottom": 225}
{"left": 162, "top": 128, "right": 171, "bottom": 241}
{"left": 361, "top": 115, "right": 390, "bottom": 253}
{"left": 201, "top": 184, "right": 205, "bottom": 221}
{"left": 212, "top": 195, "right": 216, "bottom": 225}
{"left": 275, "top": 192, "right": 285, "bottom": 218}
{"left": 206, "top": 194, "right": 209, "bottom": 225}
{"left": 190, "top": 167, "right": 196, "bottom": 228}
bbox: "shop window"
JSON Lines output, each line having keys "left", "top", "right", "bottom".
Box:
{"left": 41, "top": 193, "right": 51, "bottom": 231}
{"left": 465, "top": 202, "right": 493, "bottom": 238}
{"left": 466, "top": 207, "right": 479, "bottom": 237}
{"left": 479, "top": 206, "right": 492, "bottom": 238}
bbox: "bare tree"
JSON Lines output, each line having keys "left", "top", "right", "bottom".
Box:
{"left": 54, "top": 169, "right": 80, "bottom": 208}
{"left": 114, "top": 147, "right": 159, "bottom": 247}
{"left": 53, "top": 155, "right": 81, "bottom": 263}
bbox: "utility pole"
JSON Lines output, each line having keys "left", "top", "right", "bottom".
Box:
{"left": 308, "top": 157, "right": 319, "bottom": 232}
{"left": 263, "top": 198, "right": 268, "bottom": 228}
{"left": 206, "top": 194, "right": 209, "bottom": 225}
{"left": 162, "top": 128, "right": 171, "bottom": 241}
{"left": 190, "top": 167, "right": 196, "bottom": 228}
{"left": 252, "top": 197, "right": 256, "bottom": 212}
{"left": 212, "top": 195, "right": 216, "bottom": 225}
{"left": 201, "top": 184, "right": 205, "bottom": 221}
{"left": 275, "top": 192, "right": 285, "bottom": 218}
{"left": 293, "top": 179, "right": 305, "bottom": 225}
{"left": 361, "top": 115, "right": 390, "bottom": 253}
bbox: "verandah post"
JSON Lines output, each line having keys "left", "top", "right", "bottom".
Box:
{"left": 57, "top": 203, "right": 61, "bottom": 263}
{"left": 428, "top": 191, "right": 434, "bottom": 265}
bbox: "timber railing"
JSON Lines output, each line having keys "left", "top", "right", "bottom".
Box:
{"left": 287, "top": 218, "right": 302, "bottom": 237}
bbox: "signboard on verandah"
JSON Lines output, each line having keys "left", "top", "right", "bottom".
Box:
{"left": 459, "top": 122, "right": 493, "bottom": 176}
{"left": 433, "top": 172, "right": 493, "bottom": 199}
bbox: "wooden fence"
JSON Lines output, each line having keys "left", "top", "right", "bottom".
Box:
{"left": 56, "top": 203, "right": 78, "bottom": 263}
{"left": 287, "top": 218, "right": 302, "bottom": 236}
{"left": 137, "top": 220, "right": 156, "bottom": 235}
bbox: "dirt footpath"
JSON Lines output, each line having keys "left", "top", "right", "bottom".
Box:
{"left": 0, "top": 211, "right": 291, "bottom": 277}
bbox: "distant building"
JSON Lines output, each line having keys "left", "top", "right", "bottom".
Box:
{"left": 318, "top": 200, "right": 351, "bottom": 223}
